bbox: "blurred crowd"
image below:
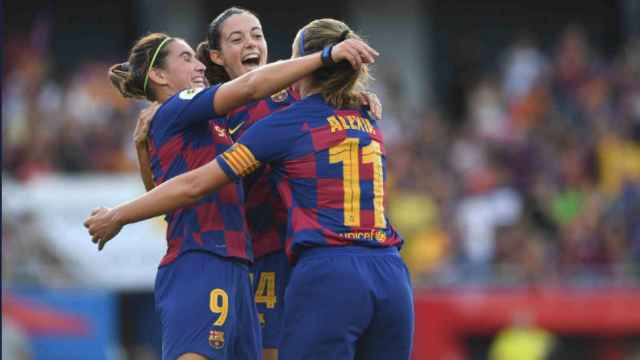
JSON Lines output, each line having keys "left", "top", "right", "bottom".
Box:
{"left": 389, "top": 26, "right": 640, "bottom": 287}
{"left": 3, "top": 25, "right": 640, "bottom": 288}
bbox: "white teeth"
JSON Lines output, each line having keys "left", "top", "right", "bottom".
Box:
{"left": 242, "top": 54, "right": 260, "bottom": 61}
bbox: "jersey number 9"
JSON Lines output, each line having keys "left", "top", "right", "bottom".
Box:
{"left": 209, "top": 289, "right": 229, "bottom": 326}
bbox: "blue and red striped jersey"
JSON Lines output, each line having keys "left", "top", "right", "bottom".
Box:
{"left": 217, "top": 94, "right": 402, "bottom": 260}
{"left": 225, "top": 89, "right": 297, "bottom": 259}
{"left": 147, "top": 86, "right": 252, "bottom": 265}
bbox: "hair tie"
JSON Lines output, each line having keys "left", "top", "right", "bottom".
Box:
{"left": 144, "top": 37, "right": 172, "bottom": 94}
{"left": 299, "top": 29, "right": 306, "bottom": 56}
{"left": 339, "top": 30, "right": 349, "bottom": 42}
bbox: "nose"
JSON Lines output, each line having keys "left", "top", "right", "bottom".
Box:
{"left": 194, "top": 58, "right": 205, "bottom": 73}
{"left": 245, "top": 36, "right": 258, "bottom": 49}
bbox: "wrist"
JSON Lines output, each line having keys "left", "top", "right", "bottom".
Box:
{"left": 321, "top": 46, "right": 335, "bottom": 66}
{"left": 111, "top": 207, "right": 127, "bottom": 227}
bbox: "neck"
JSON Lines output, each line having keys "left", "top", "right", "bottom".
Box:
{"left": 297, "top": 78, "right": 321, "bottom": 98}
{"left": 153, "top": 85, "right": 174, "bottom": 103}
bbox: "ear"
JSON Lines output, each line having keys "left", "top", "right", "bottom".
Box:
{"left": 148, "top": 68, "right": 169, "bottom": 87}
{"left": 209, "top": 50, "right": 225, "bottom": 66}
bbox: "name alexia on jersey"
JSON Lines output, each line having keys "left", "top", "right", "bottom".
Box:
{"left": 326, "top": 114, "right": 377, "bottom": 135}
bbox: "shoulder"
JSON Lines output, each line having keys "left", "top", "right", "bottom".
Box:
{"left": 172, "top": 86, "right": 217, "bottom": 103}
{"left": 160, "top": 86, "right": 220, "bottom": 111}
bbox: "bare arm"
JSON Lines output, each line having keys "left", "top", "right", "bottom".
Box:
{"left": 135, "top": 144, "right": 155, "bottom": 191}
{"left": 213, "top": 39, "right": 379, "bottom": 115}
{"left": 132, "top": 103, "right": 160, "bottom": 191}
{"left": 84, "top": 160, "right": 231, "bottom": 249}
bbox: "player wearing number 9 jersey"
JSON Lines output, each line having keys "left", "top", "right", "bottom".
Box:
{"left": 194, "top": 9, "right": 297, "bottom": 358}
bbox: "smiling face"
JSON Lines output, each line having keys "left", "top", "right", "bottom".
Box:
{"left": 164, "top": 39, "right": 207, "bottom": 90}
{"left": 210, "top": 12, "right": 268, "bottom": 79}
{"left": 151, "top": 39, "right": 207, "bottom": 94}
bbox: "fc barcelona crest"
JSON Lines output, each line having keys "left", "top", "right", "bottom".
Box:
{"left": 270, "top": 89, "right": 288, "bottom": 103}
{"left": 209, "top": 329, "right": 225, "bottom": 349}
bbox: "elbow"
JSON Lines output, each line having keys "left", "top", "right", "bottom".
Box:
{"left": 182, "top": 174, "right": 209, "bottom": 203}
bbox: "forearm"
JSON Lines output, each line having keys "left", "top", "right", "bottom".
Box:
{"left": 215, "top": 52, "right": 322, "bottom": 115}
{"left": 247, "top": 53, "right": 322, "bottom": 100}
{"left": 113, "top": 172, "right": 198, "bottom": 226}
{"left": 112, "top": 160, "right": 230, "bottom": 225}
{"left": 135, "top": 143, "right": 155, "bottom": 191}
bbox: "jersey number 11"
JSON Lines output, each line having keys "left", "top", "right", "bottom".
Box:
{"left": 329, "top": 138, "right": 386, "bottom": 228}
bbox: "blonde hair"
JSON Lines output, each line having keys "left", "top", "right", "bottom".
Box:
{"left": 294, "top": 19, "right": 371, "bottom": 109}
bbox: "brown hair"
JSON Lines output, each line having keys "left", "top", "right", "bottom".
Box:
{"left": 195, "top": 7, "right": 260, "bottom": 85}
{"left": 108, "top": 33, "right": 174, "bottom": 101}
{"left": 294, "top": 19, "right": 370, "bottom": 109}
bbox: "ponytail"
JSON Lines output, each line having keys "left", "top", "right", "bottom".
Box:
{"left": 108, "top": 62, "right": 146, "bottom": 99}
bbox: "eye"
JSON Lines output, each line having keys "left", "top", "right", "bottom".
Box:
{"left": 231, "top": 37, "right": 242, "bottom": 44}
{"left": 253, "top": 33, "right": 263, "bottom": 40}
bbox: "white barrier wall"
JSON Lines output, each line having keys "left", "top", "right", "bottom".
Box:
{"left": 3, "top": 175, "right": 167, "bottom": 290}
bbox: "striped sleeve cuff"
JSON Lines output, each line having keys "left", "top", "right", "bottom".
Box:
{"left": 216, "top": 144, "right": 261, "bottom": 181}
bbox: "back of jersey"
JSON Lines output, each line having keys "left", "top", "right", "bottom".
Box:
{"left": 218, "top": 94, "right": 402, "bottom": 259}
{"left": 289, "top": 97, "right": 401, "bottom": 252}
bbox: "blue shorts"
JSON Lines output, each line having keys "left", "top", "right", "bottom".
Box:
{"left": 155, "top": 251, "right": 261, "bottom": 360}
{"left": 251, "top": 250, "right": 291, "bottom": 349}
{"left": 280, "top": 246, "right": 414, "bottom": 360}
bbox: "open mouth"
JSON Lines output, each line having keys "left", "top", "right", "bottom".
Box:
{"left": 241, "top": 54, "right": 261, "bottom": 67}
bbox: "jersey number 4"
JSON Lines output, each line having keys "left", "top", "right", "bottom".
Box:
{"left": 255, "top": 272, "right": 276, "bottom": 309}
{"left": 329, "top": 138, "right": 385, "bottom": 228}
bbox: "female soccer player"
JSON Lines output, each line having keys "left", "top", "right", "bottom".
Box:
{"left": 133, "top": 8, "right": 382, "bottom": 360}
{"left": 101, "top": 31, "right": 377, "bottom": 360}
{"left": 195, "top": 9, "right": 296, "bottom": 360}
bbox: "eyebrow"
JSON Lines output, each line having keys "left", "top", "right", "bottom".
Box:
{"left": 226, "top": 27, "right": 263, "bottom": 40}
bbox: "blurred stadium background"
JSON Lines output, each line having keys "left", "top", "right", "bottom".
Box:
{"left": 3, "top": 0, "right": 640, "bottom": 359}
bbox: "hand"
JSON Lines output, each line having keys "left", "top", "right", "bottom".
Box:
{"left": 84, "top": 207, "right": 123, "bottom": 251}
{"left": 359, "top": 91, "right": 382, "bottom": 120}
{"left": 133, "top": 102, "right": 160, "bottom": 146}
{"left": 331, "top": 39, "right": 379, "bottom": 69}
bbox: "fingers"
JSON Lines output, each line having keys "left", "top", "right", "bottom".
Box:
{"left": 360, "top": 93, "right": 370, "bottom": 106}
{"left": 368, "top": 93, "right": 382, "bottom": 120}
{"left": 359, "top": 41, "right": 379, "bottom": 57}
{"left": 98, "top": 238, "right": 107, "bottom": 251}
{"left": 344, "top": 45, "right": 362, "bottom": 69}
{"left": 350, "top": 40, "right": 376, "bottom": 64}
{"left": 333, "top": 39, "right": 378, "bottom": 69}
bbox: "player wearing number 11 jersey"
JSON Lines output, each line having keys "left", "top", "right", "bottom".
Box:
{"left": 218, "top": 19, "right": 413, "bottom": 360}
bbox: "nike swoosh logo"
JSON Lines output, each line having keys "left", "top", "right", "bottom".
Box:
{"left": 228, "top": 121, "right": 245, "bottom": 135}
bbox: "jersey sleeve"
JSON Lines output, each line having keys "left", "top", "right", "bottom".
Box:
{"left": 170, "top": 85, "right": 221, "bottom": 131}
{"left": 216, "top": 111, "right": 297, "bottom": 181}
